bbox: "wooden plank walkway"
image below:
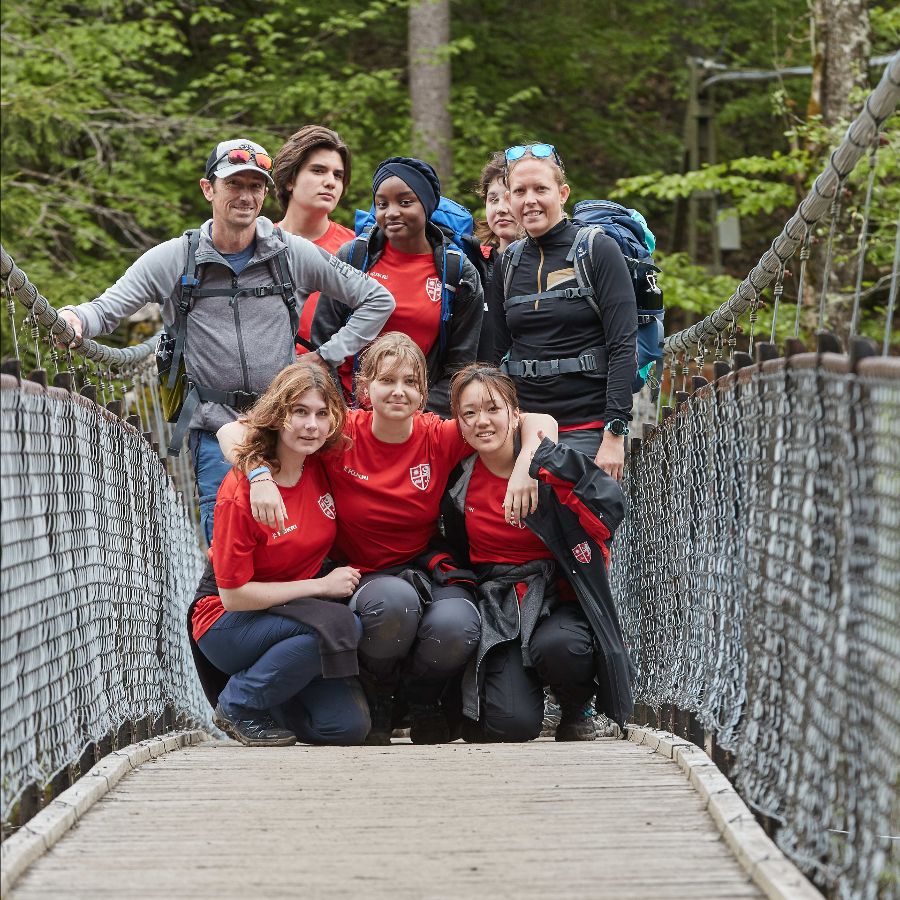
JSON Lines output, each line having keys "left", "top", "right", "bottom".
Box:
{"left": 10, "top": 738, "right": 762, "bottom": 899}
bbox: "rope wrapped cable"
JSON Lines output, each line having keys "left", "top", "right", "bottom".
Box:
{"left": 0, "top": 244, "right": 159, "bottom": 368}
{"left": 665, "top": 52, "right": 900, "bottom": 357}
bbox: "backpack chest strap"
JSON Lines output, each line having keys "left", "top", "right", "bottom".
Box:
{"left": 504, "top": 286, "right": 593, "bottom": 311}
{"left": 190, "top": 283, "right": 293, "bottom": 299}
{"left": 501, "top": 346, "right": 608, "bottom": 379}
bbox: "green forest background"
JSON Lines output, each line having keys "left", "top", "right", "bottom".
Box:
{"left": 1, "top": 0, "right": 898, "bottom": 360}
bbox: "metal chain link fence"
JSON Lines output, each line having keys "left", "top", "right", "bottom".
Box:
{"left": 0, "top": 377, "right": 208, "bottom": 828}
{"left": 610, "top": 354, "right": 900, "bottom": 899}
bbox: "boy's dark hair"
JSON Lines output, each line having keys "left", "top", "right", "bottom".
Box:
{"left": 272, "top": 125, "right": 352, "bottom": 215}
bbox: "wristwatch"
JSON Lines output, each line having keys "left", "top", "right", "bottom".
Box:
{"left": 604, "top": 419, "right": 630, "bottom": 437}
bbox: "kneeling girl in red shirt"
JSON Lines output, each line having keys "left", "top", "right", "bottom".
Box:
{"left": 190, "top": 362, "right": 369, "bottom": 747}
{"left": 443, "top": 365, "right": 635, "bottom": 743}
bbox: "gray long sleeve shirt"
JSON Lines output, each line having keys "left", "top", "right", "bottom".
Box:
{"left": 61, "top": 217, "right": 395, "bottom": 432}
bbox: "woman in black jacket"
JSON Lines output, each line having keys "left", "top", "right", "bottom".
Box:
{"left": 444, "top": 364, "right": 635, "bottom": 742}
{"left": 493, "top": 143, "right": 638, "bottom": 480}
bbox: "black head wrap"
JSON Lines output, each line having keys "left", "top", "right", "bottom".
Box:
{"left": 371, "top": 157, "right": 441, "bottom": 219}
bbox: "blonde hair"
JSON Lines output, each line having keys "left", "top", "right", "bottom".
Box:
{"left": 234, "top": 361, "right": 347, "bottom": 473}
{"left": 356, "top": 332, "right": 428, "bottom": 408}
{"left": 506, "top": 148, "right": 567, "bottom": 190}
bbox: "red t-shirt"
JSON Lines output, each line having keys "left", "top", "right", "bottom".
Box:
{"left": 295, "top": 219, "right": 356, "bottom": 352}
{"left": 191, "top": 458, "right": 338, "bottom": 640}
{"left": 465, "top": 458, "right": 554, "bottom": 565}
{"left": 337, "top": 242, "right": 442, "bottom": 398}
{"left": 323, "top": 409, "right": 471, "bottom": 572}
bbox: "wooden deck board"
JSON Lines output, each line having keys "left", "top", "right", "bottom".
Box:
{"left": 10, "top": 738, "right": 763, "bottom": 899}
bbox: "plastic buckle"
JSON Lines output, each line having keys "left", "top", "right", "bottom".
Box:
{"left": 231, "top": 391, "right": 257, "bottom": 410}
{"left": 253, "top": 286, "right": 272, "bottom": 297}
{"left": 521, "top": 359, "right": 537, "bottom": 378}
{"left": 579, "top": 351, "right": 596, "bottom": 371}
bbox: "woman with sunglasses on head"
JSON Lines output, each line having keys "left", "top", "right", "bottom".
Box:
{"left": 218, "top": 332, "right": 557, "bottom": 745}
{"left": 188, "top": 361, "right": 370, "bottom": 748}
{"left": 493, "top": 143, "right": 638, "bottom": 481}
{"left": 473, "top": 151, "right": 521, "bottom": 363}
{"left": 271, "top": 125, "right": 356, "bottom": 354}
{"left": 311, "top": 157, "right": 483, "bottom": 418}
{"left": 442, "top": 364, "right": 634, "bottom": 743}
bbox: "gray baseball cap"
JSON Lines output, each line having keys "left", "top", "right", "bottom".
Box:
{"left": 205, "top": 138, "right": 274, "bottom": 185}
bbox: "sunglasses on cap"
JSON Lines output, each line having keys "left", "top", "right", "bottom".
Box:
{"left": 504, "top": 143, "right": 564, "bottom": 169}
{"left": 207, "top": 147, "right": 273, "bottom": 177}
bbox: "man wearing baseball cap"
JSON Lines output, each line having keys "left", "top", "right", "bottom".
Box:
{"left": 59, "top": 137, "right": 395, "bottom": 543}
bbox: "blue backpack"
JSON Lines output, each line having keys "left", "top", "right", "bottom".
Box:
{"left": 571, "top": 200, "right": 664, "bottom": 396}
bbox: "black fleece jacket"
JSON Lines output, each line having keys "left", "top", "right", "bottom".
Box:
{"left": 491, "top": 218, "right": 638, "bottom": 425}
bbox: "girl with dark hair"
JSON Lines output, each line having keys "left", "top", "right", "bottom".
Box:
{"left": 189, "top": 361, "right": 370, "bottom": 747}
{"left": 444, "top": 364, "right": 634, "bottom": 743}
{"left": 474, "top": 150, "right": 521, "bottom": 362}
{"left": 311, "top": 156, "right": 483, "bottom": 417}
{"left": 271, "top": 124, "right": 356, "bottom": 352}
{"left": 494, "top": 143, "right": 638, "bottom": 480}
{"left": 219, "top": 334, "right": 557, "bottom": 746}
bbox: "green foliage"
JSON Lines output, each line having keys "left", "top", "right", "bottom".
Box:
{"left": 1, "top": 0, "right": 895, "bottom": 364}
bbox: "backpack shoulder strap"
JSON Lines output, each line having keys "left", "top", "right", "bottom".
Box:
{"left": 567, "top": 226, "right": 603, "bottom": 322}
{"left": 501, "top": 239, "right": 526, "bottom": 300}
{"left": 271, "top": 226, "right": 299, "bottom": 337}
{"left": 167, "top": 229, "right": 202, "bottom": 390}
{"left": 435, "top": 241, "right": 465, "bottom": 353}
{"left": 342, "top": 227, "right": 375, "bottom": 272}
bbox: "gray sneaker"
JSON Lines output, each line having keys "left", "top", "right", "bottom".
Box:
{"left": 214, "top": 703, "right": 297, "bottom": 747}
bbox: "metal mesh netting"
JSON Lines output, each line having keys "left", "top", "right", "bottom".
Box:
{"left": 0, "top": 380, "right": 208, "bottom": 826}
{"left": 610, "top": 355, "right": 900, "bottom": 899}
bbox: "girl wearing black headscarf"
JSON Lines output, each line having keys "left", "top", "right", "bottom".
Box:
{"left": 311, "top": 156, "right": 484, "bottom": 418}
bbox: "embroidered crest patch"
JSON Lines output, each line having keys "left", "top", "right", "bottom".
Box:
{"left": 318, "top": 493, "right": 336, "bottom": 520}
{"left": 410, "top": 464, "right": 431, "bottom": 491}
{"left": 425, "top": 276, "right": 442, "bottom": 303}
{"left": 572, "top": 542, "right": 591, "bottom": 563}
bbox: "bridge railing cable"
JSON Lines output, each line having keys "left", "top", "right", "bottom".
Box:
{"left": 611, "top": 54, "right": 900, "bottom": 900}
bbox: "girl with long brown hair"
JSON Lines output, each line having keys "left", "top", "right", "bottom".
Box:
{"left": 189, "top": 361, "right": 370, "bottom": 747}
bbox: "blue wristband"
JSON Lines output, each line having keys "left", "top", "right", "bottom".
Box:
{"left": 247, "top": 465, "right": 271, "bottom": 482}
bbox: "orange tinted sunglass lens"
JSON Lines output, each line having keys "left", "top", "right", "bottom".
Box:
{"left": 226, "top": 148, "right": 252, "bottom": 164}
{"left": 255, "top": 153, "right": 273, "bottom": 171}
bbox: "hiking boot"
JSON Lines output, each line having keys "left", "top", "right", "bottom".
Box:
{"left": 555, "top": 703, "right": 599, "bottom": 742}
{"left": 364, "top": 693, "right": 394, "bottom": 746}
{"left": 409, "top": 702, "right": 451, "bottom": 745}
{"left": 540, "top": 691, "right": 562, "bottom": 738}
{"left": 213, "top": 703, "right": 296, "bottom": 747}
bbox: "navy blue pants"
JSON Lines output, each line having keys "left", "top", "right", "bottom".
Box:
{"left": 480, "top": 603, "right": 596, "bottom": 742}
{"left": 350, "top": 574, "right": 482, "bottom": 692}
{"left": 198, "top": 610, "right": 370, "bottom": 745}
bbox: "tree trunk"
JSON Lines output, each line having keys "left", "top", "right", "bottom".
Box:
{"left": 408, "top": 0, "right": 452, "bottom": 186}
{"left": 808, "top": 0, "right": 871, "bottom": 125}
{"left": 804, "top": 0, "right": 871, "bottom": 342}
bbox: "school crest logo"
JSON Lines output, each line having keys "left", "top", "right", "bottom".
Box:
{"left": 572, "top": 542, "right": 591, "bottom": 564}
{"left": 409, "top": 464, "right": 431, "bottom": 491}
{"left": 425, "top": 276, "right": 442, "bottom": 304}
{"left": 318, "top": 493, "right": 336, "bottom": 520}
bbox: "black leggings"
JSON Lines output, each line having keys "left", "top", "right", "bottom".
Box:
{"left": 480, "top": 603, "right": 596, "bottom": 743}
{"left": 350, "top": 573, "right": 482, "bottom": 688}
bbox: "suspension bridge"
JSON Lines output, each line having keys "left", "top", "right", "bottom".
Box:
{"left": 1, "top": 54, "right": 898, "bottom": 900}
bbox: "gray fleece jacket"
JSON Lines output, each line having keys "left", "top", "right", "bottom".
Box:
{"left": 61, "top": 217, "right": 395, "bottom": 433}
